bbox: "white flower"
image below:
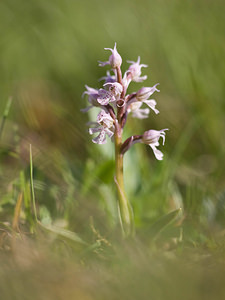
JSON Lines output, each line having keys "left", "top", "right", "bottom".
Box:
{"left": 97, "top": 82, "right": 123, "bottom": 105}
{"left": 89, "top": 110, "right": 115, "bottom": 144}
{"left": 99, "top": 43, "right": 122, "bottom": 69}
{"left": 142, "top": 129, "right": 168, "bottom": 160}
{"left": 127, "top": 102, "right": 150, "bottom": 119}
{"left": 136, "top": 84, "right": 160, "bottom": 101}
{"left": 123, "top": 56, "right": 148, "bottom": 88}
{"left": 134, "top": 84, "right": 160, "bottom": 115}
{"left": 127, "top": 83, "right": 160, "bottom": 118}
{"left": 127, "top": 98, "right": 159, "bottom": 117}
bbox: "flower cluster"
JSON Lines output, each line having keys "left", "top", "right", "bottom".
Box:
{"left": 82, "top": 43, "right": 168, "bottom": 160}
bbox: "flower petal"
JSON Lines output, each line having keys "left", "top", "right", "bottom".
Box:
{"left": 143, "top": 100, "right": 159, "bottom": 114}
{"left": 104, "top": 128, "right": 114, "bottom": 138}
{"left": 89, "top": 127, "right": 101, "bottom": 135}
{"left": 150, "top": 144, "right": 164, "bottom": 160}
{"left": 92, "top": 130, "right": 107, "bottom": 144}
{"left": 132, "top": 108, "right": 150, "bottom": 119}
{"left": 81, "top": 106, "right": 93, "bottom": 113}
{"left": 97, "top": 89, "right": 111, "bottom": 105}
{"left": 98, "top": 61, "right": 110, "bottom": 67}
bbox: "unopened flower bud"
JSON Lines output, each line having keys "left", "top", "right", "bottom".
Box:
{"left": 105, "top": 43, "right": 122, "bottom": 69}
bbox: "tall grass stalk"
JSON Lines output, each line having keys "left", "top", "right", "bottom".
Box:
{"left": 29, "top": 144, "right": 38, "bottom": 222}
{"left": 0, "top": 97, "right": 12, "bottom": 140}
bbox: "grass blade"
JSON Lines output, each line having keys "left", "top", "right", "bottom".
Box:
{"left": 37, "top": 221, "right": 88, "bottom": 245}
{"left": 12, "top": 192, "right": 23, "bottom": 232}
{"left": 146, "top": 208, "right": 182, "bottom": 241}
{"left": 29, "top": 144, "right": 38, "bottom": 222}
{"left": 0, "top": 97, "right": 12, "bottom": 140}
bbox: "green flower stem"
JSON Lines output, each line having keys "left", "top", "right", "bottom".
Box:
{"left": 114, "top": 122, "right": 134, "bottom": 237}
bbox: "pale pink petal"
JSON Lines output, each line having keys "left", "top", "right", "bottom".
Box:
{"left": 81, "top": 106, "right": 93, "bottom": 113}
{"left": 143, "top": 100, "right": 159, "bottom": 114}
{"left": 150, "top": 144, "right": 164, "bottom": 160}
{"left": 92, "top": 130, "right": 107, "bottom": 144}
{"left": 89, "top": 127, "right": 101, "bottom": 135}
{"left": 132, "top": 108, "right": 150, "bottom": 119}
{"left": 97, "top": 89, "right": 111, "bottom": 105}
{"left": 105, "top": 128, "right": 114, "bottom": 138}
{"left": 98, "top": 61, "right": 110, "bottom": 67}
{"left": 134, "top": 75, "right": 148, "bottom": 82}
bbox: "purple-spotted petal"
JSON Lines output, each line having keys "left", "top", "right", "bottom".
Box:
{"left": 97, "top": 89, "right": 112, "bottom": 105}
{"left": 89, "top": 127, "right": 101, "bottom": 135}
{"left": 92, "top": 130, "right": 107, "bottom": 144}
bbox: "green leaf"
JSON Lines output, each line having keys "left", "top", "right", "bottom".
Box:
{"left": 97, "top": 159, "right": 115, "bottom": 184}
{"left": 147, "top": 208, "right": 182, "bottom": 240}
{"left": 37, "top": 221, "right": 88, "bottom": 245}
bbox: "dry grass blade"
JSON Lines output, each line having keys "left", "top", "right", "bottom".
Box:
{"left": 12, "top": 192, "right": 23, "bottom": 232}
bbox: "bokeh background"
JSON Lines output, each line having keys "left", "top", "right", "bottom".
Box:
{"left": 0, "top": 0, "right": 225, "bottom": 298}
{"left": 1, "top": 0, "right": 225, "bottom": 234}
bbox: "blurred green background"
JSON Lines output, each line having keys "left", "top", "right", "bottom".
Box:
{"left": 0, "top": 0, "right": 225, "bottom": 298}
{"left": 0, "top": 0, "right": 225, "bottom": 235}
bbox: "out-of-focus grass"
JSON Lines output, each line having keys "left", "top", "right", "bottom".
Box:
{"left": 0, "top": 0, "right": 225, "bottom": 299}
{"left": 1, "top": 235, "right": 225, "bottom": 300}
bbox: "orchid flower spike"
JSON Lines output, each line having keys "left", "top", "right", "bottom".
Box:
{"left": 84, "top": 43, "right": 168, "bottom": 161}
{"left": 83, "top": 44, "right": 169, "bottom": 237}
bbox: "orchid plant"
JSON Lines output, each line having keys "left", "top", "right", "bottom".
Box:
{"left": 83, "top": 43, "right": 168, "bottom": 237}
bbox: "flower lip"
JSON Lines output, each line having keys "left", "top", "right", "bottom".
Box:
{"left": 96, "top": 109, "right": 114, "bottom": 124}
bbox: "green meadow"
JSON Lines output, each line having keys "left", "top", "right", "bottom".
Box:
{"left": 0, "top": 0, "right": 225, "bottom": 299}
